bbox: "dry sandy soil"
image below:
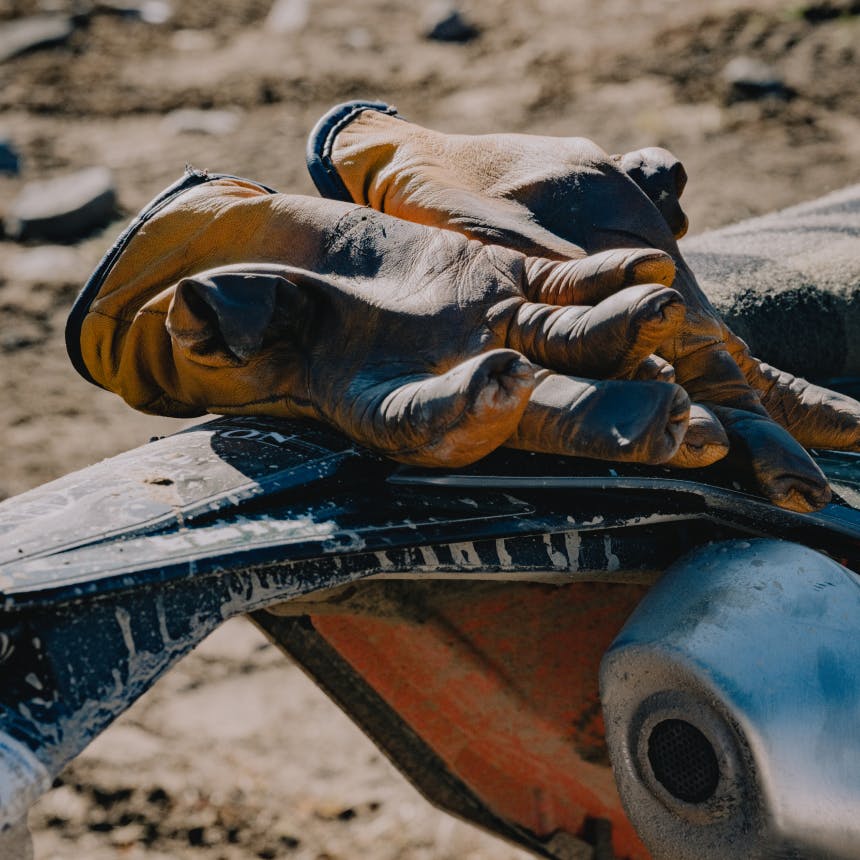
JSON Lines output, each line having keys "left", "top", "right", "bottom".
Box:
{"left": 1, "top": 0, "right": 858, "bottom": 857}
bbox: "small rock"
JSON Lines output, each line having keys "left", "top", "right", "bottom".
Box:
{"left": 800, "top": 1, "right": 848, "bottom": 23}
{"left": 109, "top": 822, "right": 146, "bottom": 846}
{"left": 265, "top": 0, "right": 310, "bottom": 34}
{"left": 94, "top": 0, "right": 173, "bottom": 24}
{"left": 5, "top": 167, "right": 117, "bottom": 243}
{"left": 6, "top": 245, "right": 84, "bottom": 284}
{"left": 139, "top": 0, "right": 173, "bottom": 24}
{"left": 722, "top": 56, "right": 792, "bottom": 102}
{"left": 162, "top": 108, "right": 242, "bottom": 136}
{"left": 423, "top": 3, "right": 479, "bottom": 42}
{"left": 0, "top": 15, "right": 74, "bottom": 64}
{"left": 313, "top": 799, "right": 356, "bottom": 821}
{"left": 344, "top": 27, "right": 372, "bottom": 50}
{"left": 170, "top": 28, "right": 217, "bottom": 52}
{"left": 0, "top": 137, "right": 21, "bottom": 175}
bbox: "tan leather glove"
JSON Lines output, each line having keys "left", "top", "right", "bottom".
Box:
{"left": 307, "top": 101, "right": 851, "bottom": 511}
{"left": 73, "top": 175, "right": 695, "bottom": 467}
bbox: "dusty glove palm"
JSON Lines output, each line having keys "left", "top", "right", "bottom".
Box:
{"left": 78, "top": 178, "right": 692, "bottom": 467}
{"left": 309, "top": 102, "right": 856, "bottom": 511}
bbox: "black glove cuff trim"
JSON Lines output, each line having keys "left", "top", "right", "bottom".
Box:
{"left": 306, "top": 100, "right": 400, "bottom": 203}
{"left": 65, "top": 170, "right": 277, "bottom": 388}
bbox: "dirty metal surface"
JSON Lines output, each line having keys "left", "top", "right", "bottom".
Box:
{"left": 1, "top": 415, "right": 859, "bottom": 847}
{"left": 3, "top": 417, "right": 860, "bottom": 609}
{"left": 303, "top": 580, "right": 651, "bottom": 859}
{"left": 391, "top": 449, "right": 860, "bottom": 547}
{"left": 0, "top": 416, "right": 366, "bottom": 567}
{"left": 253, "top": 609, "right": 567, "bottom": 860}
{"left": 602, "top": 539, "right": 860, "bottom": 860}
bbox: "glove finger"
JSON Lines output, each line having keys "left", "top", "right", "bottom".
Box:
{"left": 506, "top": 373, "right": 689, "bottom": 465}
{"left": 670, "top": 342, "right": 769, "bottom": 416}
{"left": 666, "top": 403, "right": 730, "bottom": 468}
{"left": 667, "top": 342, "right": 831, "bottom": 507}
{"left": 522, "top": 248, "right": 675, "bottom": 306}
{"left": 708, "top": 404, "right": 832, "bottom": 512}
{"left": 631, "top": 355, "right": 675, "bottom": 383}
{"left": 615, "top": 147, "right": 689, "bottom": 239}
{"left": 730, "top": 339, "right": 860, "bottom": 451}
{"left": 507, "top": 285, "right": 684, "bottom": 379}
{"left": 338, "top": 349, "right": 536, "bottom": 467}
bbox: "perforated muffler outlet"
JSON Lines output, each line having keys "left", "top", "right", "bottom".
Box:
{"left": 610, "top": 682, "right": 758, "bottom": 858}
{"left": 600, "top": 539, "right": 860, "bottom": 860}
{"left": 646, "top": 718, "right": 719, "bottom": 804}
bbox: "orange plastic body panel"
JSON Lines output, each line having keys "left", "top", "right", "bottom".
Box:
{"left": 311, "top": 580, "right": 651, "bottom": 858}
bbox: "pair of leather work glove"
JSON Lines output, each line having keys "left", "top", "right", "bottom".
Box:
{"left": 70, "top": 103, "right": 860, "bottom": 513}
{"left": 305, "top": 101, "right": 860, "bottom": 512}
{"left": 74, "top": 178, "right": 692, "bottom": 473}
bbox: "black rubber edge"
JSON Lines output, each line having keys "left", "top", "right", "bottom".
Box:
{"left": 306, "top": 100, "right": 401, "bottom": 202}
{"left": 65, "top": 169, "right": 277, "bottom": 388}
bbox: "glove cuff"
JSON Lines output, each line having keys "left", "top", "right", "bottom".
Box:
{"left": 306, "top": 100, "right": 400, "bottom": 202}
{"left": 66, "top": 169, "right": 277, "bottom": 391}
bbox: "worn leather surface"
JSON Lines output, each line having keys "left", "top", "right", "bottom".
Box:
{"left": 77, "top": 180, "right": 699, "bottom": 467}
{"left": 324, "top": 107, "right": 852, "bottom": 511}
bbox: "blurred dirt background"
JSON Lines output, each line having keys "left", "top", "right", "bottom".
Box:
{"left": 0, "top": 0, "right": 858, "bottom": 857}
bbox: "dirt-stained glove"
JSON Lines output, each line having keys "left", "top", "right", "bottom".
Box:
{"left": 71, "top": 174, "right": 696, "bottom": 468}
{"left": 306, "top": 101, "right": 851, "bottom": 512}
